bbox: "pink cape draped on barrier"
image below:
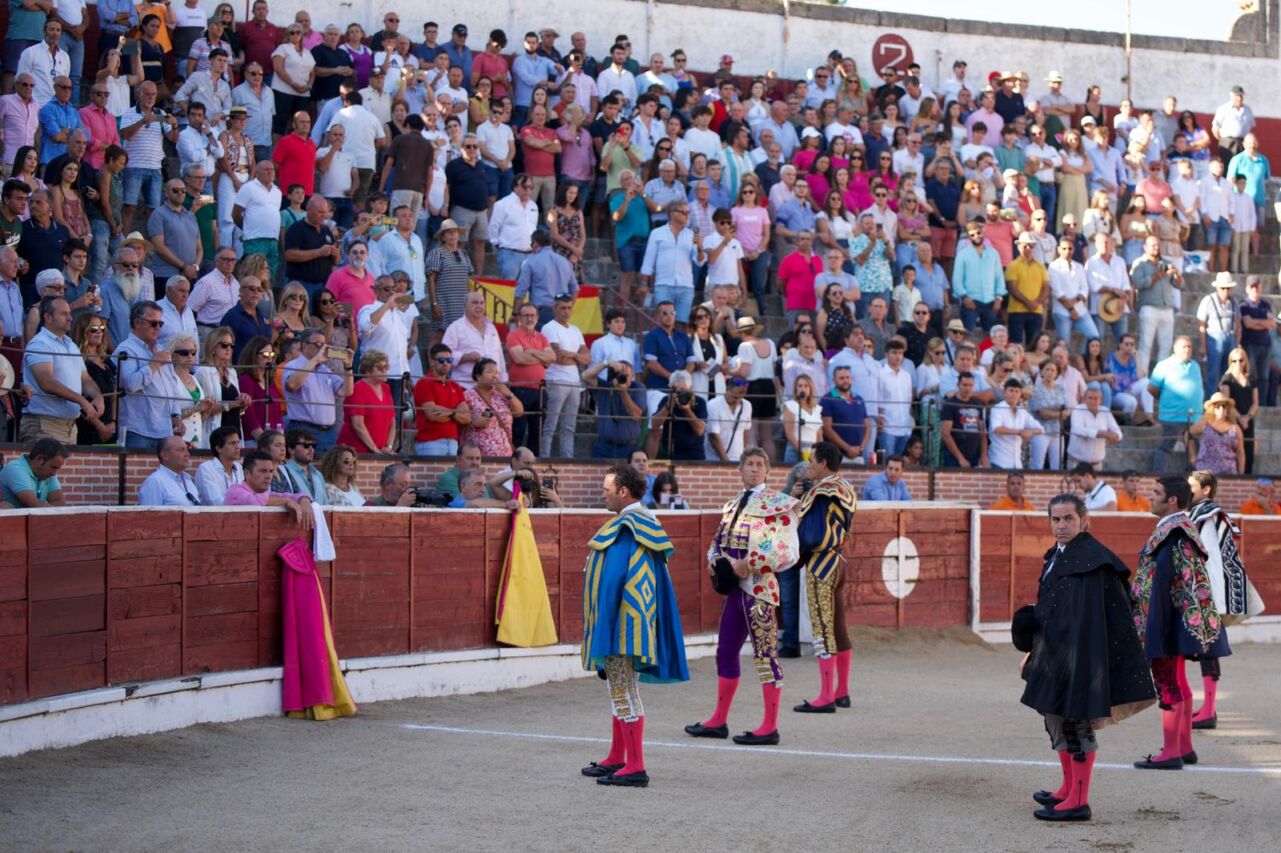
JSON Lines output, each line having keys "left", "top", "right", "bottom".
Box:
{"left": 278, "top": 537, "right": 356, "bottom": 720}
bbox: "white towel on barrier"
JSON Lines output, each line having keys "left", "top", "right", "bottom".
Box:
{"left": 311, "top": 502, "right": 335, "bottom": 561}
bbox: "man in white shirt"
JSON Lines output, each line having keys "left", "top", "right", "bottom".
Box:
{"left": 1049, "top": 237, "right": 1100, "bottom": 343}
{"left": 156, "top": 274, "right": 198, "bottom": 356}
{"left": 876, "top": 338, "right": 914, "bottom": 456}
{"left": 190, "top": 248, "right": 239, "bottom": 334}
{"left": 540, "top": 294, "right": 589, "bottom": 457}
{"left": 937, "top": 59, "right": 968, "bottom": 106}
{"left": 330, "top": 91, "right": 386, "bottom": 206}
{"left": 1083, "top": 233, "right": 1131, "bottom": 344}
{"left": 315, "top": 124, "right": 358, "bottom": 226}
{"left": 898, "top": 76, "right": 931, "bottom": 121}
{"left": 1067, "top": 386, "right": 1122, "bottom": 469}
{"left": 488, "top": 175, "right": 540, "bottom": 279}
{"left": 636, "top": 52, "right": 676, "bottom": 106}
{"left": 1073, "top": 463, "right": 1117, "bottom": 511}
{"left": 1169, "top": 157, "right": 1201, "bottom": 236}
{"left": 137, "top": 436, "right": 201, "bottom": 506}
{"left": 804, "top": 66, "right": 838, "bottom": 109}
{"left": 358, "top": 276, "right": 414, "bottom": 403}
{"left": 597, "top": 43, "right": 637, "bottom": 108}
{"left": 357, "top": 67, "right": 394, "bottom": 125}
{"left": 824, "top": 104, "right": 864, "bottom": 151}
{"left": 683, "top": 106, "right": 722, "bottom": 164}
{"left": 705, "top": 376, "right": 753, "bottom": 462}
{"left": 16, "top": 20, "right": 70, "bottom": 108}
{"left": 1024, "top": 125, "right": 1062, "bottom": 221}
{"left": 232, "top": 161, "right": 284, "bottom": 278}
{"left": 1199, "top": 157, "right": 1233, "bottom": 274}
{"left": 892, "top": 134, "right": 926, "bottom": 180}
{"left": 988, "top": 378, "right": 1041, "bottom": 470}
{"left": 175, "top": 103, "right": 223, "bottom": 186}
{"left": 476, "top": 104, "right": 516, "bottom": 205}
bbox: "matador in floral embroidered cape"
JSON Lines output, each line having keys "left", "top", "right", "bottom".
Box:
{"left": 580, "top": 464, "right": 689, "bottom": 789}
{"left": 1131, "top": 476, "right": 1226, "bottom": 771}
{"left": 685, "top": 448, "right": 800, "bottom": 746}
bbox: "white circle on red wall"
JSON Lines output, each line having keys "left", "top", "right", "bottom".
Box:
{"left": 871, "top": 34, "right": 915, "bottom": 76}
{"left": 881, "top": 536, "right": 920, "bottom": 599}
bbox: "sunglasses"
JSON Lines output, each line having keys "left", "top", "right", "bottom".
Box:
{"left": 730, "top": 378, "right": 750, "bottom": 387}
{"left": 463, "top": 143, "right": 479, "bottom": 149}
{"left": 742, "top": 188, "right": 756, "bottom": 194}
{"left": 247, "top": 71, "right": 263, "bottom": 76}
{"left": 87, "top": 325, "right": 106, "bottom": 333}
{"left": 173, "top": 349, "right": 196, "bottom": 357}
{"left": 434, "top": 357, "right": 454, "bottom": 364}
{"left": 317, "top": 299, "right": 336, "bottom": 306}
{"left": 118, "top": 262, "right": 139, "bottom": 269}
{"left": 294, "top": 442, "right": 316, "bottom": 449}
{"left": 260, "top": 350, "right": 276, "bottom": 358}
{"left": 913, "top": 310, "right": 928, "bottom": 315}
{"left": 657, "top": 145, "right": 672, "bottom": 152}
{"left": 144, "top": 319, "right": 165, "bottom": 328}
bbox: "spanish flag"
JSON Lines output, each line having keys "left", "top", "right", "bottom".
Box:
{"left": 496, "top": 499, "right": 559, "bottom": 648}
{"left": 473, "top": 277, "right": 604, "bottom": 336}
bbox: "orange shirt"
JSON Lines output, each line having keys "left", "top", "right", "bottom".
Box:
{"left": 989, "top": 496, "right": 1036, "bottom": 511}
{"left": 1115, "top": 492, "right": 1151, "bottom": 513}
{"left": 1239, "top": 497, "right": 1281, "bottom": 515}
{"left": 505, "top": 326, "right": 549, "bottom": 389}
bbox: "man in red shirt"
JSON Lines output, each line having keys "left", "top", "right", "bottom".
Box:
{"left": 239, "top": 0, "right": 282, "bottom": 81}
{"left": 273, "top": 112, "right": 317, "bottom": 196}
{"left": 324, "top": 240, "right": 376, "bottom": 316}
{"left": 505, "top": 301, "right": 553, "bottom": 452}
{"left": 413, "top": 342, "right": 471, "bottom": 456}
{"left": 519, "top": 103, "right": 561, "bottom": 213}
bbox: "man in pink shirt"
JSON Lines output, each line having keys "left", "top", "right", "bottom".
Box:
{"left": 777, "top": 230, "right": 823, "bottom": 326}
{"left": 0, "top": 74, "right": 40, "bottom": 168}
{"left": 1134, "top": 162, "right": 1172, "bottom": 213}
{"left": 324, "top": 240, "right": 376, "bottom": 315}
{"left": 78, "top": 82, "right": 121, "bottom": 171}
{"left": 223, "top": 450, "right": 314, "bottom": 530}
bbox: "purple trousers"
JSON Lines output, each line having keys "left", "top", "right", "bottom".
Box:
{"left": 716, "top": 587, "right": 783, "bottom": 685}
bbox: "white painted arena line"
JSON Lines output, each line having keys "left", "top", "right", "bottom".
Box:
{"left": 401, "top": 724, "right": 1281, "bottom": 776}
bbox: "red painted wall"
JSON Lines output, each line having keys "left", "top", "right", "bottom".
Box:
{"left": 0, "top": 505, "right": 973, "bottom": 706}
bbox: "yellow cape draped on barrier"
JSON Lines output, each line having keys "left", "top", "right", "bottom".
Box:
{"left": 496, "top": 504, "right": 559, "bottom": 648}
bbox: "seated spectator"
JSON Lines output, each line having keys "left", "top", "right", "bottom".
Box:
{"left": 138, "top": 435, "right": 201, "bottom": 506}
{"left": 989, "top": 471, "right": 1035, "bottom": 510}
{"left": 436, "top": 441, "right": 495, "bottom": 498}
{"left": 585, "top": 357, "right": 646, "bottom": 459}
{"left": 364, "top": 461, "right": 417, "bottom": 507}
{"left": 0, "top": 438, "right": 68, "bottom": 507}
{"left": 940, "top": 371, "right": 988, "bottom": 468}
{"left": 645, "top": 369, "right": 707, "bottom": 461}
{"left": 860, "top": 454, "right": 912, "bottom": 501}
{"left": 277, "top": 427, "right": 328, "bottom": 504}
{"left": 449, "top": 467, "right": 521, "bottom": 509}
{"left": 705, "top": 376, "right": 753, "bottom": 462}
{"left": 317, "top": 445, "right": 365, "bottom": 507}
{"left": 1239, "top": 477, "right": 1281, "bottom": 515}
{"left": 988, "top": 378, "right": 1041, "bottom": 470}
{"left": 414, "top": 343, "right": 471, "bottom": 457}
{"left": 237, "top": 336, "right": 283, "bottom": 446}
{"left": 282, "top": 327, "right": 354, "bottom": 453}
{"left": 1073, "top": 463, "right": 1118, "bottom": 511}
{"left": 1067, "top": 386, "right": 1123, "bottom": 469}
{"left": 195, "top": 424, "right": 244, "bottom": 506}
{"left": 1116, "top": 469, "right": 1152, "bottom": 512}
{"left": 115, "top": 301, "right": 177, "bottom": 451}
{"left": 820, "top": 365, "right": 871, "bottom": 463}
{"left": 224, "top": 451, "right": 315, "bottom": 532}
{"left": 461, "top": 357, "right": 523, "bottom": 456}
{"left": 337, "top": 349, "right": 396, "bottom": 455}
{"left": 650, "top": 469, "right": 690, "bottom": 509}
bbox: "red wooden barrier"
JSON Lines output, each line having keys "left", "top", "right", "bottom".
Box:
{"left": 0, "top": 506, "right": 980, "bottom": 707}
{"left": 978, "top": 512, "right": 1281, "bottom": 623}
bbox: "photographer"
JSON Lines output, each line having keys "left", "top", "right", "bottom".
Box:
{"left": 501, "top": 446, "right": 566, "bottom": 508}
{"left": 644, "top": 370, "right": 707, "bottom": 461}
{"left": 585, "top": 357, "right": 646, "bottom": 459}
{"left": 1132, "top": 234, "right": 1183, "bottom": 374}
{"left": 364, "top": 462, "right": 417, "bottom": 507}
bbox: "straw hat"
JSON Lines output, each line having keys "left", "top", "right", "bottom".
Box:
{"left": 437, "top": 218, "right": 462, "bottom": 233}
{"left": 1203, "top": 391, "right": 1237, "bottom": 414}
{"left": 1015, "top": 232, "right": 1037, "bottom": 246}
{"left": 121, "top": 231, "right": 152, "bottom": 251}
{"left": 735, "top": 315, "right": 764, "bottom": 335}
{"left": 1098, "top": 292, "right": 1126, "bottom": 324}
{"left": 946, "top": 319, "right": 968, "bottom": 334}
{"left": 1212, "top": 271, "right": 1238, "bottom": 289}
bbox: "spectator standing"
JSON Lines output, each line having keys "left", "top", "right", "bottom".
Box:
{"left": 489, "top": 174, "right": 541, "bottom": 280}
{"left": 16, "top": 20, "right": 70, "bottom": 108}
{"left": 233, "top": 161, "right": 283, "bottom": 281}
{"left": 820, "top": 365, "right": 871, "bottom": 463}
{"left": 778, "top": 230, "right": 823, "bottom": 327}
{"left": 585, "top": 356, "right": 645, "bottom": 459}
{"left": 1196, "top": 272, "right": 1239, "bottom": 397}
{"left": 413, "top": 342, "right": 471, "bottom": 456}
{"left": 1211, "top": 86, "right": 1255, "bottom": 166}
{"left": 114, "top": 301, "right": 175, "bottom": 450}
{"left": 1083, "top": 233, "right": 1130, "bottom": 344}
{"left": 314, "top": 124, "right": 357, "bottom": 229}
{"left": 540, "top": 294, "right": 588, "bottom": 458}
{"left": 442, "top": 290, "right": 507, "bottom": 389}
{"left": 1048, "top": 235, "right": 1101, "bottom": 342}
{"left": 1, "top": 75, "right": 40, "bottom": 171}
{"left": 17, "top": 190, "right": 71, "bottom": 301}
{"left": 877, "top": 338, "right": 915, "bottom": 456}
{"left": 337, "top": 349, "right": 396, "bottom": 455}
{"left": 512, "top": 230, "right": 577, "bottom": 328}
{"left": 704, "top": 375, "right": 752, "bottom": 462}
{"left": 1132, "top": 235, "right": 1182, "bottom": 374}
{"left": 282, "top": 327, "right": 354, "bottom": 452}
{"left": 190, "top": 248, "right": 239, "bottom": 335}
{"left": 36, "top": 76, "right": 81, "bottom": 167}
{"left": 283, "top": 195, "right": 340, "bottom": 298}
{"left": 278, "top": 426, "right": 328, "bottom": 504}
{"left": 1228, "top": 172, "right": 1258, "bottom": 272}
{"left": 155, "top": 275, "right": 198, "bottom": 356}
{"left": 461, "top": 357, "right": 523, "bottom": 457}
{"left": 607, "top": 169, "right": 651, "bottom": 304}
{"left": 641, "top": 201, "right": 702, "bottom": 324}
{"left": 329, "top": 90, "right": 384, "bottom": 206}
{"left": 273, "top": 112, "right": 318, "bottom": 196}
{"left": 641, "top": 300, "right": 696, "bottom": 413}
{"left": 644, "top": 369, "right": 707, "bottom": 461}
{"left": 21, "top": 295, "right": 102, "bottom": 443}
{"left": 232, "top": 62, "right": 275, "bottom": 165}
{"left": 119, "top": 81, "right": 179, "bottom": 234}
{"left": 987, "top": 378, "right": 1041, "bottom": 469}
{"left": 0, "top": 438, "right": 67, "bottom": 507}
{"left": 952, "top": 221, "right": 1005, "bottom": 331}
{"left": 1149, "top": 336, "right": 1204, "bottom": 474}
{"left": 148, "top": 180, "right": 202, "bottom": 283}
{"left": 380, "top": 113, "right": 432, "bottom": 227}
{"left": 357, "top": 276, "right": 414, "bottom": 406}
{"left": 1067, "top": 386, "right": 1123, "bottom": 469}
{"left": 940, "top": 371, "right": 988, "bottom": 468}
{"left": 1028, "top": 360, "right": 1069, "bottom": 470}
{"left": 270, "top": 24, "right": 315, "bottom": 135}
{"left": 219, "top": 276, "right": 270, "bottom": 361}
{"left": 377, "top": 204, "right": 426, "bottom": 301}
{"left": 1004, "top": 232, "right": 1048, "bottom": 345}
{"left": 1238, "top": 276, "right": 1276, "bottom": 385}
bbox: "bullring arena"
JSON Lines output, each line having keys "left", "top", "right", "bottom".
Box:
{"left": 1, "top": 504, "right": 1279, "bottom": 850}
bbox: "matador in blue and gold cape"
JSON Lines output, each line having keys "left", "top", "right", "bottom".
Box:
{"left": 582, "top": 506, "right": 690, "bottom": 684}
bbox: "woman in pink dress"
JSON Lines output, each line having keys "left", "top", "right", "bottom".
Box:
{"left": 51, "top": 160, "right": 91, "bottom": 245}
{"left": 461, "top": 358, "right": 524, "bottom": 456}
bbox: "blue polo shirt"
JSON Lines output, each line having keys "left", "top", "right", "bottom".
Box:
{"left": 820, "top": 390, "right": 867, "bottom": 449}
{"left": 1227, "top": 152, "right": 1271, "bottom": 206}
{"left": 642, "top": 327, "right": 695, "bottom": 390}
{"left": 1148, "top": 356, "right": 1204, "bottom": 424}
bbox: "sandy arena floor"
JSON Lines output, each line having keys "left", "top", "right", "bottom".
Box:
{"left": 2, "top": 628, "right": 1279, "bottom": 852}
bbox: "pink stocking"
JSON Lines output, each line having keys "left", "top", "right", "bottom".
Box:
{"left": 703, "top": 676, "right": 739, "bottom": 727}
{"left": 1056, "top": 752, "right": 1096, "bottom": 810}
{"left": 753, "top": 683, "right": 782, "bottom": 736}
{"left": 601, "top": 716, "right": 626, "bottom": 766}
{"left": 1051, "top": 750, "right": 1073, "bottom": 799}
{"left": 618, "top": 717, "right": 646, "bottom": 775}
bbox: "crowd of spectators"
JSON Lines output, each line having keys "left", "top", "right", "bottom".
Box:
{"left": 2, "top": 4, "right": 1281, "bottom": 513}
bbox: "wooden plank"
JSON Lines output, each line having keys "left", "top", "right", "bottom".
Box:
{"left": 108, "top": 537, "right": 183, "bottom": 560}
{"left": 185, "top": 611, "right": 257, "bottom": 648}
{"left": 186, "top": 583, "right": 258, "bottom": 617}
{"left": 333, "top": 511, "right": 411, "bottom": 538}
{"left": 29, "top": 595, "right": 105, "bottom": 636}
{"left": 28, "top": 631, "right": 106, "bottom": 669}
{"left": 184, "top": 642, "right": 257, "bottom": 674}
{"left": 108, "top": 585, "right": 182, "bottom": 619}
{"left": 28, "top": 545, "right": 106, "bottom": 568}
{"left": 109, "top": 614, "right": 182, "bottom": 652}
{"left": 108, "top": 643, "right": 182, "bottom": 685}
{"left": 0, "top": 558, "right": 25, "bottom": 602}
{"left": 185, "top": 544, "right": 260, "bottom": 586}
{"left": 185, "top": 512, "right": 258, "bottom": 542}
{"left": 0, "top": 516, "right": 27, "bottom": 553}
{"left": 0, "top": 599, "right": 25, "bottom": 636}
{"left": 28, "top": 662, "right": 105, "bottom": 698}
{"left": 28, "top": 513, "right": 105, "bottom": 550}
{"left": 107, "top": 556, "right": 183, "bottom": 588}
{"left": 108, "top": 510, "right": 184, "bottom": 542}
{"left": 28, "top": 559, "right": 105, "bottom": 601}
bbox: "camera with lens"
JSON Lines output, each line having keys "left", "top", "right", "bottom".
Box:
{"left": 413, "top": 488, "right": 452, "bottom": 508}
{"left": 670, "top": 389, "right": 694, "bottom": 408}
{"left": 606, "top": 366, "right": 630, "bottom": 386}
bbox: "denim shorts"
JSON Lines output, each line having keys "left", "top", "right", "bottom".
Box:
{"left": 122, "top": 167, "right": 163, "bottom": 208}
{"left": 1204, "top": 217, "right": 1232, "bottom": 246}
{"left": 653, "top": 283, "right": 694, "bottom": 323}
{"left": 616, "top": 236, "right": 648, "bottom": 273}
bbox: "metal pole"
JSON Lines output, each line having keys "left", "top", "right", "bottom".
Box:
{"left": 1124, "top": 0, "right": 1133, "bottom": 102}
